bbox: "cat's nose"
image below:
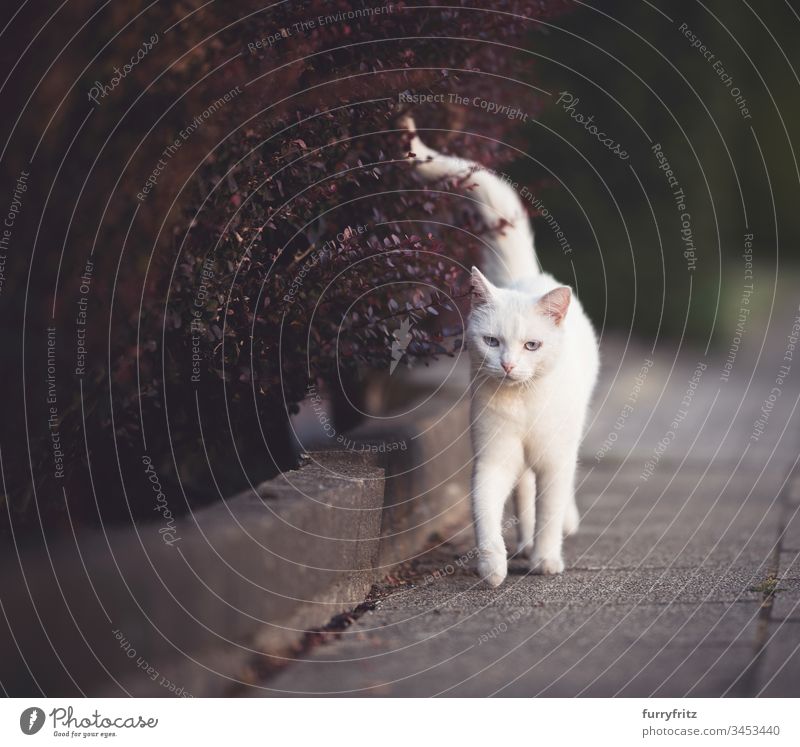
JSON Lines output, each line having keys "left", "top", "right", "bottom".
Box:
{"left": 502, "top": 361, "right": 515, "bottom": 374}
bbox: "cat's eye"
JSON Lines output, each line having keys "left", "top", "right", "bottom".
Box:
{"left": 524, "top": 340, "right": 542, "bottom": 351}
{"left": 484, "top": 336, "right": 500, "bottom": 347}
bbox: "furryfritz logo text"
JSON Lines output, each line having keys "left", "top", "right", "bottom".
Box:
{"left": 19, "top": 707, "right": 45, "bottom": 735}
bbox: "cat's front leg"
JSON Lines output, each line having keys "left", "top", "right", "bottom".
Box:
{"left": 514, "top": 468, "right": 536, "bottom": 557}
{"left": 562, "top": 497, "right": 580, "bottom": 537}
{"left": 472, "top": 442, "right": 524, "bottom": 587}
{"left": 530, "top": 456, "right": 576, "bottom": 575}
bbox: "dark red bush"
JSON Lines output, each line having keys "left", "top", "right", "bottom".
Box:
{"left": 1, "top": 0, "right": 569, "bottom": 536}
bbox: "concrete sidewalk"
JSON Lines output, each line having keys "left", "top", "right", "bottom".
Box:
{"left": 245, "top": 329, "right": 800, "bottom": 696}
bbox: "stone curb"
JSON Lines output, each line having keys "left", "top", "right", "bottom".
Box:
{"left": 0, "top": 398, "right": 472, "bottom": 696}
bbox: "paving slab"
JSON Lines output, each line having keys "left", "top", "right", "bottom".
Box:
{"left": 249, "top": 345, "right": 800, "bottom": 697}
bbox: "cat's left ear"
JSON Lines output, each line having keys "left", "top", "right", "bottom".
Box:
{"left": 470, "top": 266, "right": 497, "bottom": 306}
{"left": 537, "top": 286, "right": 571, "bottom": 325}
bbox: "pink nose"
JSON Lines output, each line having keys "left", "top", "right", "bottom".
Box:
{"left": 502, "top": 361, "right": 515, "bottom": 374}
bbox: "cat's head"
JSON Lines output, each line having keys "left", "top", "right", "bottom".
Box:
{"left": 466, "top": 267, "right": 571, "bottom": 385}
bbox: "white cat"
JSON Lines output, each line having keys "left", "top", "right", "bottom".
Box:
{"left": 404, "top": 119, "right": 599, "bottom": 586}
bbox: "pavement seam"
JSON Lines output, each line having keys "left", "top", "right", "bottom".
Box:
{"left": 733, "top": 470, "right": 796, "bottom": 695}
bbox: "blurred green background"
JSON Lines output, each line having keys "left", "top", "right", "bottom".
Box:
{"left": 511, "top": 0, "right": 799, "bottom": 347}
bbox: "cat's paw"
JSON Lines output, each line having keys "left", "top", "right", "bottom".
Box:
{"left": 478, "top": 553, "right": 508, "bottom": 587}
{"left": 530, "top": 555, "right": 565, "bottom": 575}
{"left": 563, "top": 503, "right": 580, "bottom": 537}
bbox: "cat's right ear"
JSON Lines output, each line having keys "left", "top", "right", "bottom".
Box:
{"left": 470, "top": 266, "right": 496, "bottom": 305}
{"left": 537, "top": 286, "right": 571, "bottom": 325}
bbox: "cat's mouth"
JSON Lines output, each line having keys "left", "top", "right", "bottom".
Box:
{"left": 502, "top": 374, "right": 533, "bottom": 386}
{"left": 481, "top": 367, "right": 533, "bottom": 385}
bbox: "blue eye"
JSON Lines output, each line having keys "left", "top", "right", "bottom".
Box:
{"left": 524, "top": 341, "right": 541, "bottom": 351}
{"left": 484, "top": 336, "right": 500, "bottom": 347}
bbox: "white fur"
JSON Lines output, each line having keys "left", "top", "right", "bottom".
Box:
{"left": 405, "top": 120, "right": 599, "bottom": 586}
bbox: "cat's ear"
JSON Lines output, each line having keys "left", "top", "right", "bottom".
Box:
{"left": 537, "top": 286, "right": 571, "bottom": 325}
{"left": 470, "top": 266, "right": 497, "bottom": 305}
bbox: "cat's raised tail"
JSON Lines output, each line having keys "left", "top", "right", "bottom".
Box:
{"left": 401, "top": 116, "right": 539, "bottom": 285}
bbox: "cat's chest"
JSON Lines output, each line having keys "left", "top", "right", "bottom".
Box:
{"left": 480, "top": 386, "right": 554, "bottom": 433}
{"left": 473, "top": 381, "right": 574, "bottom": 436}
